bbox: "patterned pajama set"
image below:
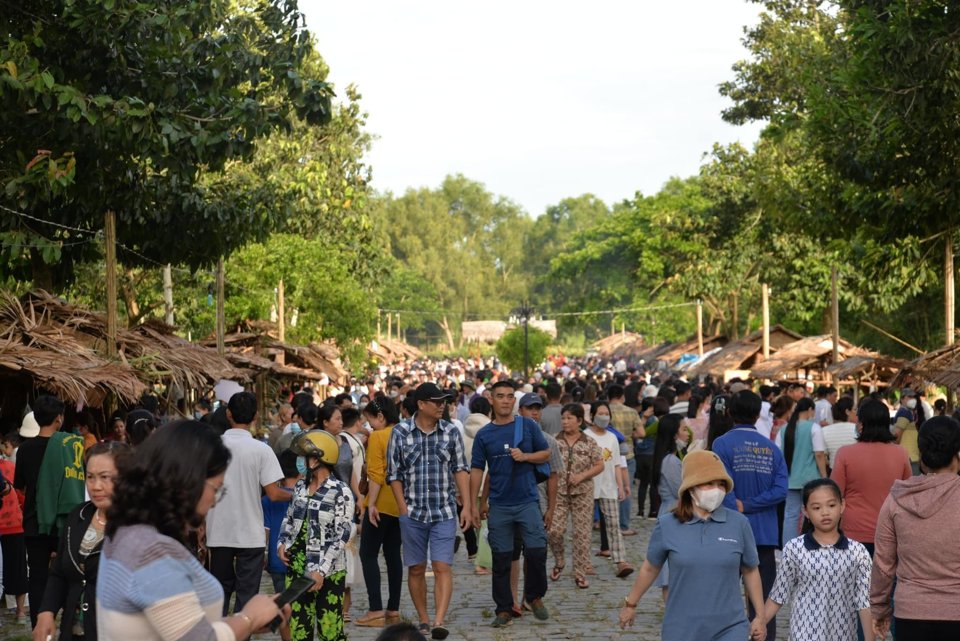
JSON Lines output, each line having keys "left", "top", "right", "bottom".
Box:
{"left": 548, "top": 433, "right": 602, "bottom": 580}
{"left": 278, "top": 476, "right": 355, "bottom": 641}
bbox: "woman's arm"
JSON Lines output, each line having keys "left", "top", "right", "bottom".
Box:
{"left": 618, "top": 560, "right": 661, "bottom": 629}
{"left": 742, "top": 565, "right": 765, "bottom": 618}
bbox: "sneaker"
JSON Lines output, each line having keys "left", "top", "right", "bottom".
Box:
{"left": 529, "top": 598, "right": 549, "bottom": 621}
{"left": 490, "top": 613, "right": 513, "bottom": 628}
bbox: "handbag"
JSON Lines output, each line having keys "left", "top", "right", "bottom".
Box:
{"left": 514, "top": 416, "right": 550, "bottom": 484}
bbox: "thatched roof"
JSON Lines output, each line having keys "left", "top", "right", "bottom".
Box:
{"left": 750, "top": 335, "right": 874, "bottom": 379}
{"left": 204, "top": 328, "right": 348, "bottom": 384}
{"left": 462, "top": 320, "right": 507, "bottom": 343}
{"left": 893, "top": 343, "right": 960, "bottom": 389}
{"left": 369, "top": 339, "right": 424, "bottom": 365}
{"left": 656, "top": 334, "right": 729, "bottom": 365}
{"left": 827, "top": 354, "right": 906, "bottom": 383}
{"left": 592, "top": 332, "right": 647, "bottom": 359}
{"left": 687, "top": 325, "right": 805, "bottom": 377}
{"left": 0, "top": 295, "right": 148, "bottom": 405}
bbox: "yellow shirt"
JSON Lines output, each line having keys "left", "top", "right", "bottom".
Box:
{"left": 364, "top": 426, "right": 400, "bottom": 516}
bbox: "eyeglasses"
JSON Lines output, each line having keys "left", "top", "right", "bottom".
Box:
{"left": 206, "top": 480, "right": 228, "bottom": 504}
{"left": 425, "top": 398, "right": 447, "bottom": 406}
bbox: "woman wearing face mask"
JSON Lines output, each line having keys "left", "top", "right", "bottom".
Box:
{"left": 33, "top": 442, "right": 132, "bottom": 641}
{"left": 592, "top": 401, "right": 635, "bottom": 537}
{"left": 893, "top": 389, "right": 922, "bottom": 475}
{"left": 648, "top": 414, "right": 687, "bottom": 601}
{"left": 618, "top": 450, "right": 766, "bottom": 641}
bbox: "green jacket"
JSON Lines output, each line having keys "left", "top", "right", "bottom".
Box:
{"left": 36, "top": 431, "right": 86, "bottom": 535}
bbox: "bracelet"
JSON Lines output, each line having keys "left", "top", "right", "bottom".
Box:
{"left": 233, "top": 612, "right": 254, "bottom": 637}
{"left": 623, "top": 596, "right": 638, "bottom": 608}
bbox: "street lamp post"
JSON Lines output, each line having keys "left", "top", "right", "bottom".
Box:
{"left": 515, "top": 301, "right": 534, "bottom": 381}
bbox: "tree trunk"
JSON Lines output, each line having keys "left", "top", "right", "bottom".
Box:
{"left": 440, "top": 314, "right": 456, "bottom": 352}
{"left": 121, "top": 268, "right": 141, "bottom": 324}
{"left": 946, "top": 233, "right": 955, "bottom": 345}
{"left": 730, "top": 292, "right": 739, "bottom": 340}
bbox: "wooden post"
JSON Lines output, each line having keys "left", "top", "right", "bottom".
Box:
{"left": 762, "top": 284, "right": 770, "bottom": 359}
{"left": 216, "top": 257, "right": 225, "bottom": 357}
{"left": 396, "top": 313, "right": 401, "bottom": 341}
{"left": 947, "top": 233, "right": 955, "bottom": 345}
{"left": 831, "top": 266, "right": 840, "bottom": 365}
{"left": 621, "top": 322, "right": 625, "bottom": 337}
{"left": 696, "top": 299, "right": 704, "bottom": 357}
{"left": 163, "top": 264, "right": 174, "bottom": 326}
{"left": 610, "top": 316, "right": 615, "bottom": 337}
{"left": 104, "top": 211, "right": 117, "bottom": 358}
{"left": 377, "top": 309, "right": 382, "bottom": 342}
{"left": 387, "top": 311, "right": 392, "bottom": 341}
{"left": 277, "top": 279, "right": 285, "bottom": 365}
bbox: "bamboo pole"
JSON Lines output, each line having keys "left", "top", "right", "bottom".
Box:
{"left": 104, "top": 211, "right": 117, "bottom": 359}
{"left": 216, "top": 257, "right": 225, "bottom": 357}
{"left": 831, "top": 267, "right": 840, "bottom": 366}
{"left": 163, "top": 264, "right": 174, "bottom": 325}
{"left": 947, "top": 233, "right": 955, "bottom": 345}
{"left": 277, "top": 279, "right": 285, "bottom": 365}
{"left": 696, "top": 300, "right": 704, "bottom": 357}
{"left": 762, "top": 284, "right": 770, "bottom": 359}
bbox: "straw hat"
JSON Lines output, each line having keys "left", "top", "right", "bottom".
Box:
{"left": 678, "top": 450, "right": 734, "bottom": 497}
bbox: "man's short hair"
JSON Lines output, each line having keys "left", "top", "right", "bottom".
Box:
{"left": 490, "top": 380, "right": 517, "bottom": 393}
{"left": 729, "top": 390, "right": 762, "bottom": 425}
{"left": 228, "top": 391, "right": 258, "bottom": 425}
{"left": 341, "top": 407, "right": 361, "bottom": 430}
{"left": 334, "top": 392, "right": 354, "bottom": 407}
{"left": 674, "top": 381, "right": 691, "bottom": 396}
{"left": 545, "top": 382, "right": 562, "bottom": 401}
{"left": 606, "top": 383, "right": 625, "bottom": 400}
{"left": 375, "top": 622, "right": 427, "bottom": 641}
{"left": 33, "top": 395, "right": 65, "bottom": 427}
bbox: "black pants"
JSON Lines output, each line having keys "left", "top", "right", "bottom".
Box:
{"left": 25, "top": 534, "right": 58, "bottom": 627}
{"left": 492, "top": 546, "right": 547, "bottom": 614}
{"left": 635, "top": 455, "right": 658, "bottom": 517}
{"left": 208, "top": 546, "right": 265, "bottom": 615}
{"left": 747, "top": 545, "right": 777, "bottom": 641}
{"left": 895, "top": 618, "right": 960, "bottom": 641}
{"left": 358, "top": 510, "right": 403, "bottom": 612}
{"left": 456, "top": 502, "right": 478, "bottom": 556}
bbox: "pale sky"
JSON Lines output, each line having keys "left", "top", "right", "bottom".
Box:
{"left": 301, "top": 1, "right": 766, "bottom": 216}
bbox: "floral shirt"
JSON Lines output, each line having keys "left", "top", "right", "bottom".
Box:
{"left": 555, "top": 432, "right": 603, "bottom": 496}
{"left": 277, "top": 476, "right": 354, "bottom": 577}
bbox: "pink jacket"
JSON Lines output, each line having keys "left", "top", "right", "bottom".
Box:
{"left": 871, "top": 473, "right": 960, "bottom": 621}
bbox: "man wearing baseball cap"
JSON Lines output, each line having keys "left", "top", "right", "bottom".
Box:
{"left": 387, "top": 383, "right": 471, "bottom": 640}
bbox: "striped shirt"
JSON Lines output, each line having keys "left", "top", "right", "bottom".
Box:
{"left": 277, "top": 476, "right": 353, "bottom": 577}
{"left": 386, "top": 414, "right": 469, "bottom": 523}
{"left": 97, "top": 524, "right": 231, "bottom": 641}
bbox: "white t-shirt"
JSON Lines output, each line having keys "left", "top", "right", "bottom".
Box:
{"left": 585, "top": 429, "right": 620, "bottom": 500}
{"left": 756, "top": 401, "right": 774, "bottom": 440}
{"left": 206, "top": 428, "right": 284, "bottom": 548}
{"left": 814, "top": 399, "right": 833, "bottom": 425}
{"left": 775, "top": 422, "right": 826, "bottom": 453}
{"left": 821, "top": 422, "right": 858, "bottom": 467}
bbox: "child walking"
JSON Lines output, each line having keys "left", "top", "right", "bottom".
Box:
{"left": 758, "top": 478, "right": 874, "bottom": 641}
{"left": 278, "top": 431, "right": 355, "bottom": 641}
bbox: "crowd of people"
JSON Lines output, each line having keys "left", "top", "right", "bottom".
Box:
{"left": 0, "top": 354, "right": 958, "bottom": 640}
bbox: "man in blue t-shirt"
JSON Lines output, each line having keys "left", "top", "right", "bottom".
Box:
{"left": 470, "top": 380, "right": 551, "bottom": 628}
{"left": 711, "top": 390, "right": 787, "bottom": 641}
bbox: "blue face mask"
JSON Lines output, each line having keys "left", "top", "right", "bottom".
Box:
{"left": 296, "top": 457, "right": 308, "bottom": 476}
{"left": 194, "top": 411, "right": 203, "bottom": 420}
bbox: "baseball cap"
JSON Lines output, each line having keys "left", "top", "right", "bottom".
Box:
{"left": 414, "top": 382, "right": 453, "bottom": 403}
{"left": 519, "top": 393, "right": 544, "bottom": 408}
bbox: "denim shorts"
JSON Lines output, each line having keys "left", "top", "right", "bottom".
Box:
{"left": 398, "top": 515, "right": 457, "bottom": 567}
{"left": 487, "top": 502, "right": 547, "bottom": 554}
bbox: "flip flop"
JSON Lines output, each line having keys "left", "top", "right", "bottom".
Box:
{"left": 354, "top": 613, "right": 386, "bottom": 627}
{"left": 575, "top": 576, "right": 590, "bottom": 589}
{"left": 550, "top": 565, "right": 565, "bottom": 581}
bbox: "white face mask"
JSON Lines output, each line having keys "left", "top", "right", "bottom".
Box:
{"left": 692, "top": 486, "right": 726, "bottom": 512}
{"left": 594, "top": 415, "right": 611, "bottom": 429}
{"left": 904, "top": 399, "right": 917, "bottom": 410}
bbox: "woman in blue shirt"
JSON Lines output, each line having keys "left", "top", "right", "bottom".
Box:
{"left": 618, "top": 450, "right": 767, "bottom": 641}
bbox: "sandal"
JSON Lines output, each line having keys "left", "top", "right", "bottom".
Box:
{"left": 595, "top": 550, "right": 611, "bottom": 558}
{"left": 575, "top": 576, "right": 590, "bottom": 589}
{"left": 616, "top": 562, "right": 635, "bottom": 578}
{"left": 550, "top": 565, "right": 565, "bottom": 581}
{"left": 355, "top": 612, "right": 386, "bottom": 627}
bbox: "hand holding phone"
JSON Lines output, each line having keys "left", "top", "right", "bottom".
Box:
{"left": 268, "top": 576, "right": 315, "bottom": 632}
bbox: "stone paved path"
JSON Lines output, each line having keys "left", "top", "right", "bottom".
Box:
{"left": 253, "top": 509, "right": 792, "bottom": 641}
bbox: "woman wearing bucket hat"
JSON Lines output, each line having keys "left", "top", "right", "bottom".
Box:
{"left": 618, "top": 450, "right": 767, "bottom": 641}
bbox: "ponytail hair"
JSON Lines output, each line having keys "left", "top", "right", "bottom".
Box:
{"left": 783, "top": 397, "right": 815, "bottom": 474}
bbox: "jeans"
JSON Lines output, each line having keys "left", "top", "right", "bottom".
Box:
{"left": 620, "top": 458, "right": 636, "bottom": 530}
{"left": 782, "top": 489, "right": 804, "bottom": 546}
{"left": 488, "top": 502, "right": 547, "bottom": 614}
{"left": 208, "top": 546, "right": 266, "bottom": 615}
{"left": 359, "top": 510, "right": 403, "bottom": 612}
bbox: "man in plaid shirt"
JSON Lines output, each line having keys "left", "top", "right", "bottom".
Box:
{"left": 387, "top": 383, "right": 471, "bottom": 640}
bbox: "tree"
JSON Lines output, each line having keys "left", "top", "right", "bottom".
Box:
{"left": 496, "top": 326, "right": 552, "bottom": 375}
{"left": 1, "top": 0, "right": 332, "bottom": 287}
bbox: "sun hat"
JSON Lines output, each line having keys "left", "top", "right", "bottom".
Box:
{"left": 678, "top": 450, "right": 734, "bottom": 497}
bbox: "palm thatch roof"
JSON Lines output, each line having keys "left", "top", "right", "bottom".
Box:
{"left": 827, "top": 354, "right": 906, "bottom": 384}
{"left": 369, "top": 339, "right": 424, "bottom": 364}
{"left": 687, "top": 325, "right": 805, "bottom": 377}
{"left": 892, "top": 343, "right": 960, "bottom": 389}
{"left": 0, "top": 295, "right": 148, "bottom": 405}
{"left": 462, "top": 320, "right": 508, "bottom": 343}
{"left": 592, "top": 332, "right": 647, "bottom": 359}
{"left": 750, "top": 334, "right": 875, "bottom": 380}
{"left": 656, "top": 334, "right": 729, "bottom": 366}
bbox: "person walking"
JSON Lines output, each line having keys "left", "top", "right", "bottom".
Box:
{"left": 781, "top": 397, "right": 827, "bottom": 543}
{"left": 387, "top": 383, "right": 471, "bottom": 640}
{"left": 605, "top": 386, "right": 643, "bottom": 532}
{"left": 711, "top": 390, "right": 788, "bottom": 641}
{"left": 469, "top": 380, "right": 552, "bottom": 628}
{"left": 206, "top": 392, "right": 291, "bottom": 615}
{"left": 618, "top": 450, "right": 766, "bottom": 641}
{"left": 547, "top": 403, "right": 603, "bottom": 589}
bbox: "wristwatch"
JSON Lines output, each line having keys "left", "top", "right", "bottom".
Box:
{"left": 623, "top": 597, "right": 638, "bottom": 608}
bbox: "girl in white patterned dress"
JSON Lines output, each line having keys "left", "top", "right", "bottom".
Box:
{"left": 757, "top": 478, "right": 874, "bottom": 641}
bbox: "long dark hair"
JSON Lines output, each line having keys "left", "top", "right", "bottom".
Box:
{"left": 857, "top": 398, "right": 895, "bottom": 443}
{"left": 652, "top": 414, "right": 682, "bottom": 488}
{"left": 784, "top": 397, "right": 816, "bottom": 473}
{"left": 106, "top": 420, "right": 231, "bottom": 544}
